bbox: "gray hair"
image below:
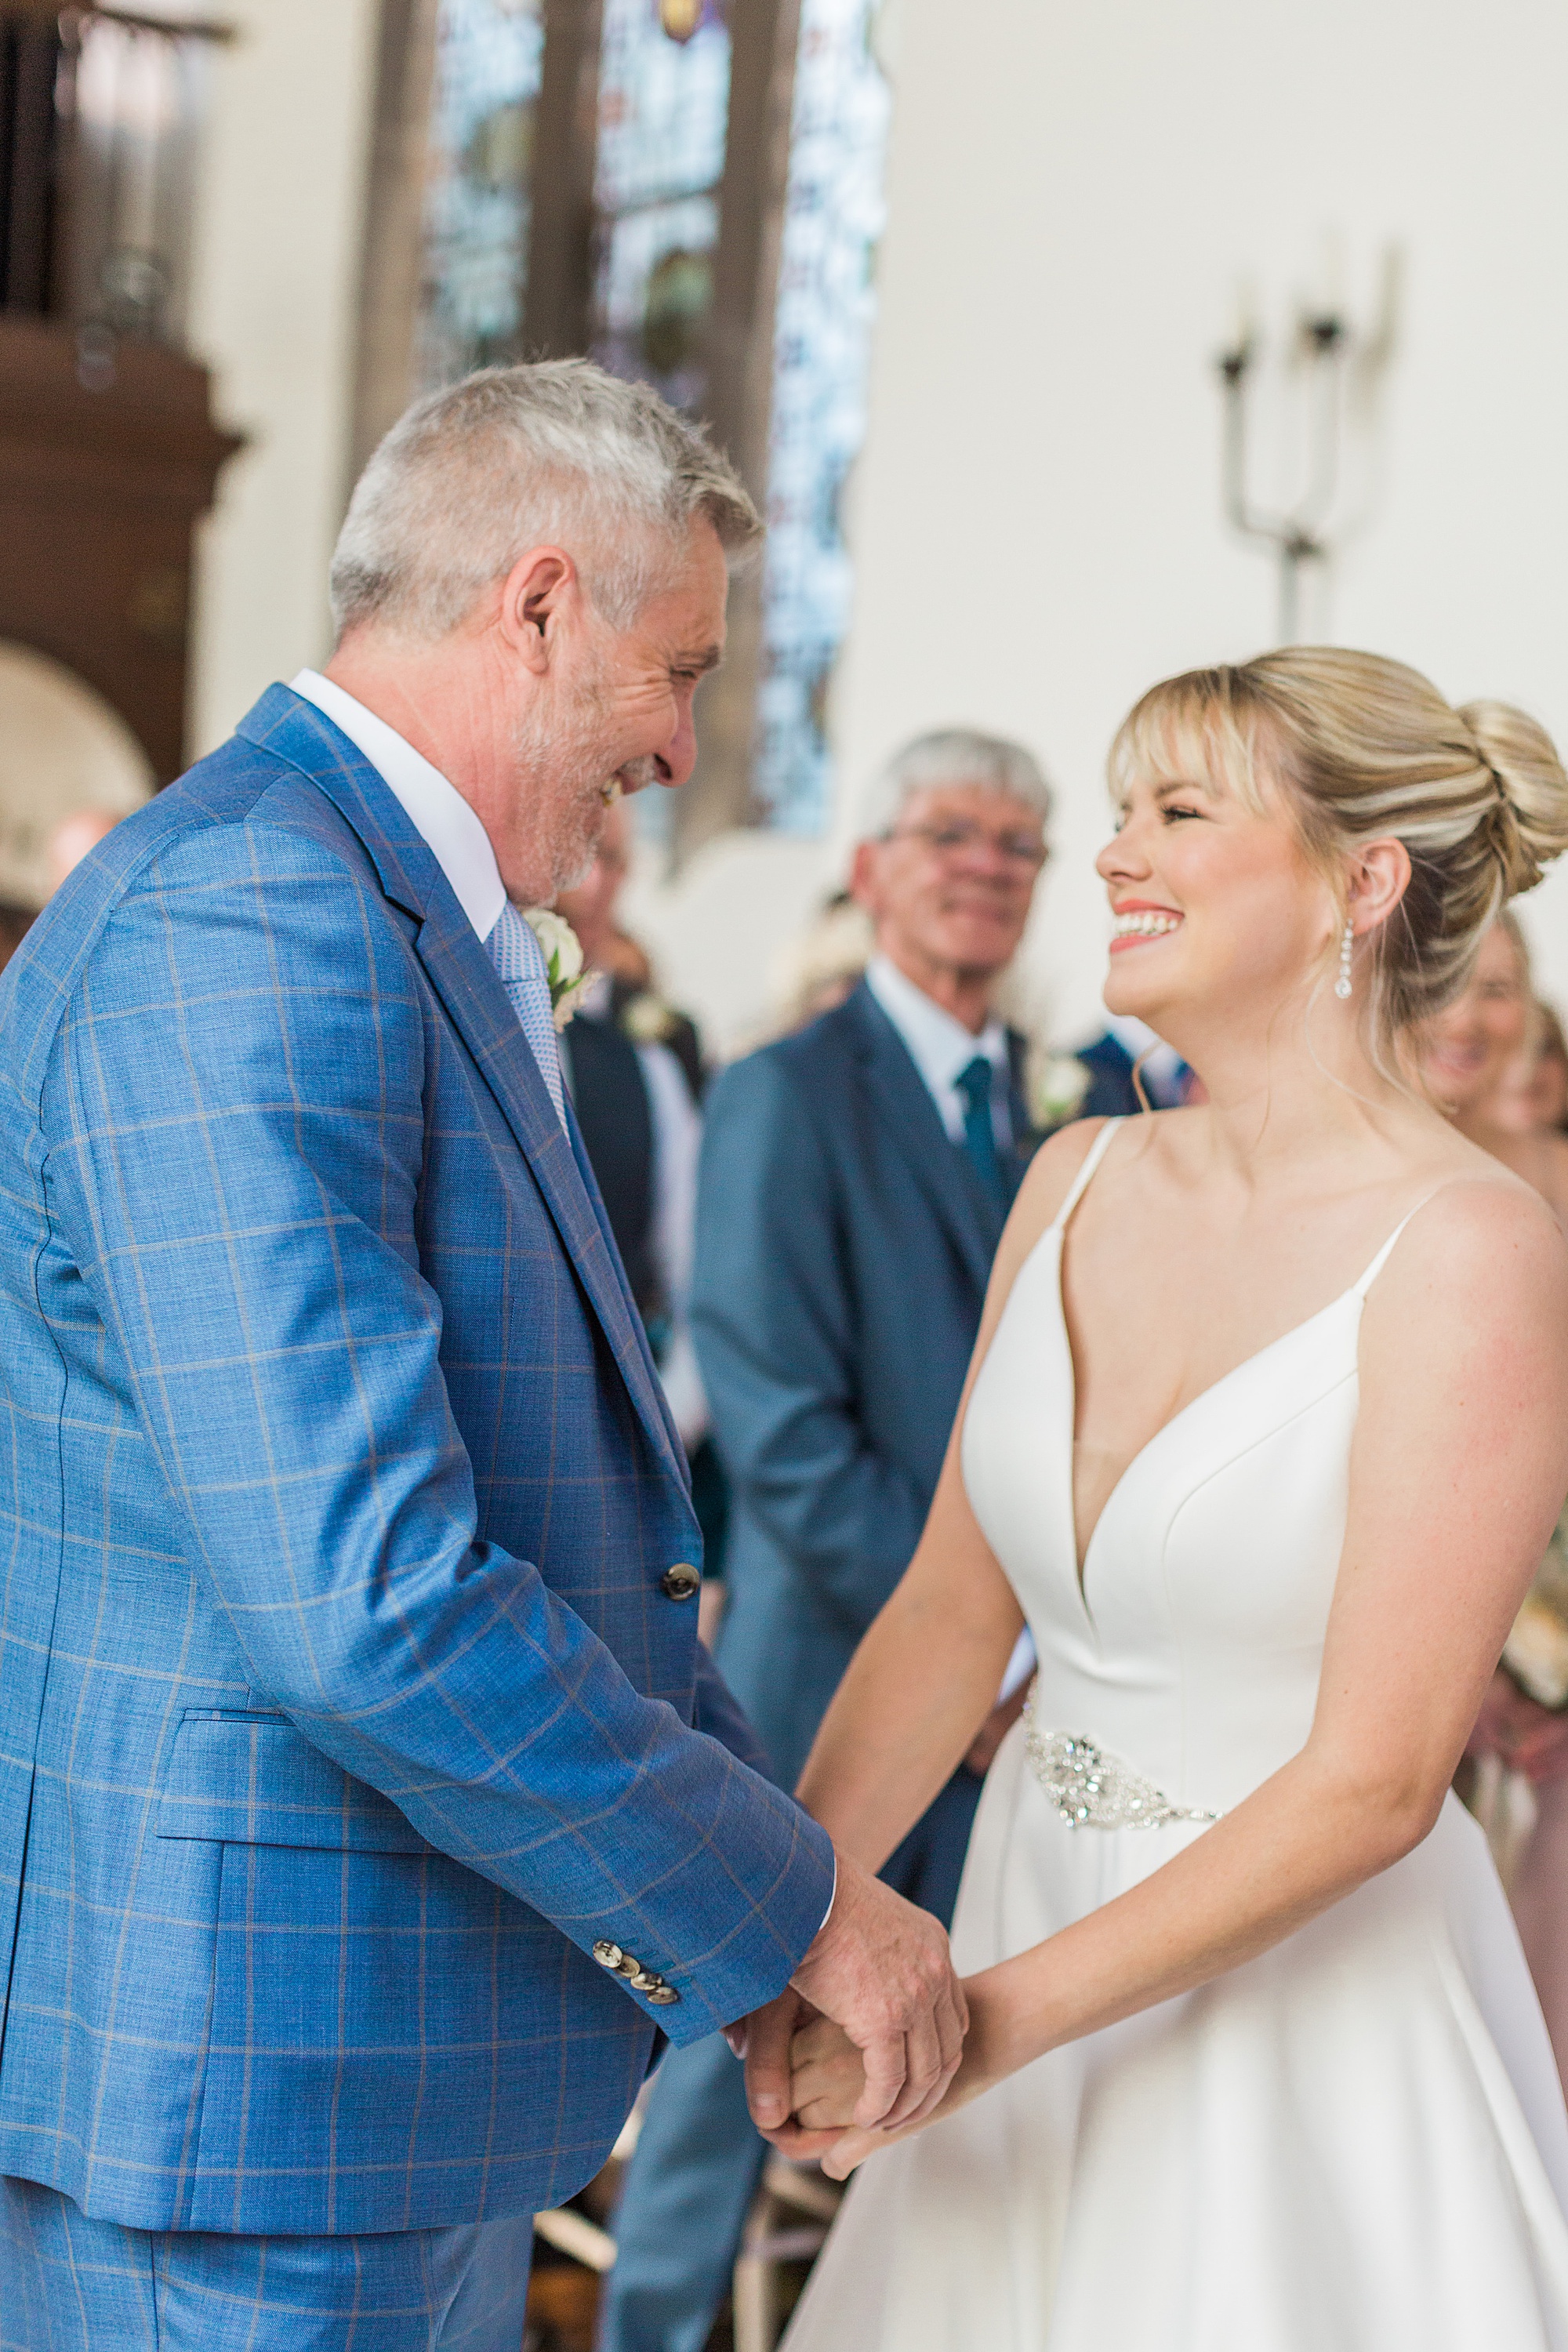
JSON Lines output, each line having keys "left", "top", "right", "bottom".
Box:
{"left": 853, "top": 728, "right": 1054, "bottom": 844}
{"left": 329, "top": 359, "right": 761, "bottom": 641}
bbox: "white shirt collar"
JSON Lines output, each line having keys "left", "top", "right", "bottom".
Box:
{"left": 290, "top": 670, "right": 506, "bottom": 942}
{"left": 865, "top": 953, "right": 1007, "bottom": 1144}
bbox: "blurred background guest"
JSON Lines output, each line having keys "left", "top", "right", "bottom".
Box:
{"left": 1490, "top": 1001, "right": 1568, "bottom": 1142}
{"left": 1427, "top": 916, "right": 1568, "bottom": 2087}
{"left": 766, "top": 890, "right": 876, "bottom": 1035}
{"left": 1424, "top": 915, "right": 1568, "bottom": 1221}
{"left": 46, "top": 808, "right": 121, "bottom": 896}
{"left": 599, "top": 728, "right": 1050, "bottom": 2352}
{"left": 1072, "top": 1012, "right": 1191, "bottom": 1117}
{"left": 0, "top": 811, "right": 126, "bottom": 978}
{"left": 555, "top": 800, "right": 724, "bottom": 1564}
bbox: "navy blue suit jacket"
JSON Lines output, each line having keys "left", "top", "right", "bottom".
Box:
{"left": 1076, "top": 1029, "right": 1144, "bottom": 1119}
{"left": 692, "top": 982, "right": 1035, "bottom": 1787}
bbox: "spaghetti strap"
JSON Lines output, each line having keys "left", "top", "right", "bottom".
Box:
{"left": 1350, "top": 1189, "right": 1450, "bottom": 1298}
{"left": 1049, "top": 1118, "right": 1123, "bottom": 1236}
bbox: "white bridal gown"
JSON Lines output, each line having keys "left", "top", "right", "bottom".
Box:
{"left": 784, "top": 1119, "right": 1568, "bottom": 2352}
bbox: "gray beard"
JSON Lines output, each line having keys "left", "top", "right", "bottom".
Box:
{"left": 510, "top": 681, "right": 644, "bottom": 899}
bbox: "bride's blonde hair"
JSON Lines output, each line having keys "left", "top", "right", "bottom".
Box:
{"left": 1110, "top": 648, "right": 1568, "bottom": 1046}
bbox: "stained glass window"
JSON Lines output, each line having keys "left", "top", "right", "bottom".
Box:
{"left": 416, "top": 0, "right": 889, "bottom": 838}
{"left": 589, "top": 0, "right": 731, "bottom": 415}
{"left": 416, "top": 0, "right": 544, "bottom": 390}
{"left": 755, "top": 0, "right": 890, "bottom": 833}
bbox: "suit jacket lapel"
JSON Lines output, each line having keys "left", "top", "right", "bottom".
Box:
{"left": 847, "top": 985, "right": 1000, "bottom": 1293}
{"left": 238, "top": 688, "right": 688, "bottom": 1494}
{"left": 1004, "top": 1029, "right": 1040, "bottom": 1203}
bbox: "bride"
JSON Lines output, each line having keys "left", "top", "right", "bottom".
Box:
{"left": 767, "top": 649, "right": 1568, "bottom": 2349}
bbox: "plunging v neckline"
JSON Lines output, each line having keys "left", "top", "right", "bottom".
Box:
{"left": 1036, "top": 1119, "right": 1448, "bottom": 1602}
{"left": 1051, "top": 1226, "right": 1363, "bottom": 1595}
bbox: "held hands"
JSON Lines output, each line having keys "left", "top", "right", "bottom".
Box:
{"left": 740, "top": 1851, "right": 967, "bottom": 2150}
{"left": 782, "top": 1980, "right": 1005, "bottom": 2180}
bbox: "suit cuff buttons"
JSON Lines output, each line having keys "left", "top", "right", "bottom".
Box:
{"left": 593, "top": 1939, "right": 681, "bottom": 2005}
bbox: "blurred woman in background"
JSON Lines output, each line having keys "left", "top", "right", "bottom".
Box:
{"left": 1424, "top": 915, "right": 1568, "bottom": 1218}
{"left": 1425, "top": 918, "right": 1568, "bottom": 2085}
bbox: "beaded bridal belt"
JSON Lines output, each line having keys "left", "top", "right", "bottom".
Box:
{"left": 1024, "top": 1715, "right": 1223, "bottom": 1831}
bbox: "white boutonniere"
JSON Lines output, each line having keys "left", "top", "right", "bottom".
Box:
{"left": 1025, "top": 1043, "right": 1091, "bottom": 1132}
{"left": 523, "top": 907, "right": 590, "bottom": 1031}
{"left": 620, "top": 989, "right": 678, "bottom": 1046}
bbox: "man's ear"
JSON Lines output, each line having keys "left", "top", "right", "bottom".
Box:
{"left": 1348, "top": 836, "right": 1413, "bottom": 939}
{"left": 848, "top": 839, "right": 882, "bottom": 913}
{"left": 495, "top": 546, "right": 580, "bottom": 676}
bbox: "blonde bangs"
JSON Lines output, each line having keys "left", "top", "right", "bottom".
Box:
{"left": 1108, "top": 669, "right": 1272, "bottom": 818}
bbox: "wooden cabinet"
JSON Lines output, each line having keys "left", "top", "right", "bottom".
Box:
{"left": 0, "top": 314, "right": 241, "bottom": 782}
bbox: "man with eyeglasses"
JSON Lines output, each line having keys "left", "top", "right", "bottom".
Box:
{"left": 601, "top": 730, "right": 1051, "bottom": 2352}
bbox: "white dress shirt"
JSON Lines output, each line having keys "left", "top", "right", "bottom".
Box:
{"left": 291, "top": 670, "right": 570, "bottom": 1129}
{"left": 290, "top": 670, "right": 506, "bottom": 942}
{"left": 865, "top": 952, "right": 1012, "bottom": 1146}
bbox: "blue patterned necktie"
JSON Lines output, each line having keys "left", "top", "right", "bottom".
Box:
{"left": 955, "top": 1053, "right": 1006, "bottom": 1203}
{"left": 485, "top": 899, "right": 568, "bottom": 1130}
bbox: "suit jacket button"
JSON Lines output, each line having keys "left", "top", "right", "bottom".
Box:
{"left": 593, "top": 1941, "right": 625, "bottom": 1971}
{"left": 645, "top": 1983, "right": 681, "bottom": 2005}
{"left": 661, "top": 1562, "right": 700, "bottom": 1602}
{"left": 628, "top": 1968, "right": 664, "bottom": 1993}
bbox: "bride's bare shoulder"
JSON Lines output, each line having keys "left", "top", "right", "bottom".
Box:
{"left": 996, "top": 1110, "right": 1167, "bottom": 1276}
{"left": 1367, "top": 1165, "right": 1568, "bottom": 1346}
{"left": 1007, "top": 1116, "right": 1113, "bottom": 1234}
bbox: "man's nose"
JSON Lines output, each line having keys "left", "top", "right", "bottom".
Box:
{"left": 659, "top": 695, "right": 699, "bottom": 789}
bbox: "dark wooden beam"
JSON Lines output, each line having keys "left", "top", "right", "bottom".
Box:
{"left": 346, "top": 0, "right": 438, "bottom": 492}
{"left": 523, "top": 0, "right": 602, "bottom": 361}
{"left": 1, "top": 16, "right": 63, "bottom": 316}
{"left": 674, "top": 0, "right": 801, "bottom": 863}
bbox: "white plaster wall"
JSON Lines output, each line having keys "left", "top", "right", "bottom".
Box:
{"left": 833, "top": 0, "right": 1568, "bottom": 1042}
{"left": 183, "top": 0, "right": 379, "bottom": 755}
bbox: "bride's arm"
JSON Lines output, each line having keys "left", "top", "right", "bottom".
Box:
{"left": 789, "top": 1123, "right": 1110, "bottom": 1869}
{"left": 790, "top": 1178, "right": 1568, "bottom": 2174}
{"left": 735, "top": 1124, "right": 1109, "bottom": 2139}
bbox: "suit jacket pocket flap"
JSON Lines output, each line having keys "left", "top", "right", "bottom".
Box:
{"left": 156, "top": 1714, "right": 434, "bottom": 1853}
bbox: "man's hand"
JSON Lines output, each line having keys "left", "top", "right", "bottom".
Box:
{"left": 742, "top": 1850, "right": 967, "bottom": 2140}
{"left": 786, "top": 1968, "right": 1010, "bottom": 2181}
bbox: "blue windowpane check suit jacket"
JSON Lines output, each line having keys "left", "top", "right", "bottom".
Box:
{"left": 0, "top": 687, "right": 833, "bottom": 2238}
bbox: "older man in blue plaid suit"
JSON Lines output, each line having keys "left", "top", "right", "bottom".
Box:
{"left": 0, "top": 363, "right": 964, "bottom": 2349}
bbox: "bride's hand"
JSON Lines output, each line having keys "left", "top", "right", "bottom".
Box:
{"left": 783, "top": 1972, "right": 1009, "bottom": 2180}
{"left": 789, "top": 2014, "right": 866, "bottom": 2130}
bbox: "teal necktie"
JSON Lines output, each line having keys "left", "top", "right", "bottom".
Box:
{"left": 956, "top": 1054, "right": 1006, "bottom": 1203}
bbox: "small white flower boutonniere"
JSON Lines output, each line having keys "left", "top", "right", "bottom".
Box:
{"left": 620, "top": 989, "right": 678, "bottom": 1047}
{"left": 523, "top": 907, "right": 590, "bottom": 1031}
{"left": 1024, "top": 1044, "right": 1092, "bottom": 1133}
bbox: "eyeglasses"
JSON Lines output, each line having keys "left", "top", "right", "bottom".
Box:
{"left": 884, "top": 821, "right": 1048, "bottom": 872}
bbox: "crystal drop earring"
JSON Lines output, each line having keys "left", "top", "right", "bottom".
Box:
{"left": 1334, "top": 918, "right": 1355, "bottom": 1001}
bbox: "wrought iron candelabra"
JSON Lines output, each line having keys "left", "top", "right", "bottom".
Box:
{"left": 1216, "top": 253, "right": 1398, "bottom": 644}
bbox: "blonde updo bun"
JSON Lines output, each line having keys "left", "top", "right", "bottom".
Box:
{"left": 1109, "top": 647, "right": 1568, "bottom": 1044}
{"left": 1457, "top": 699, "right": 1568, "bottom": 898}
